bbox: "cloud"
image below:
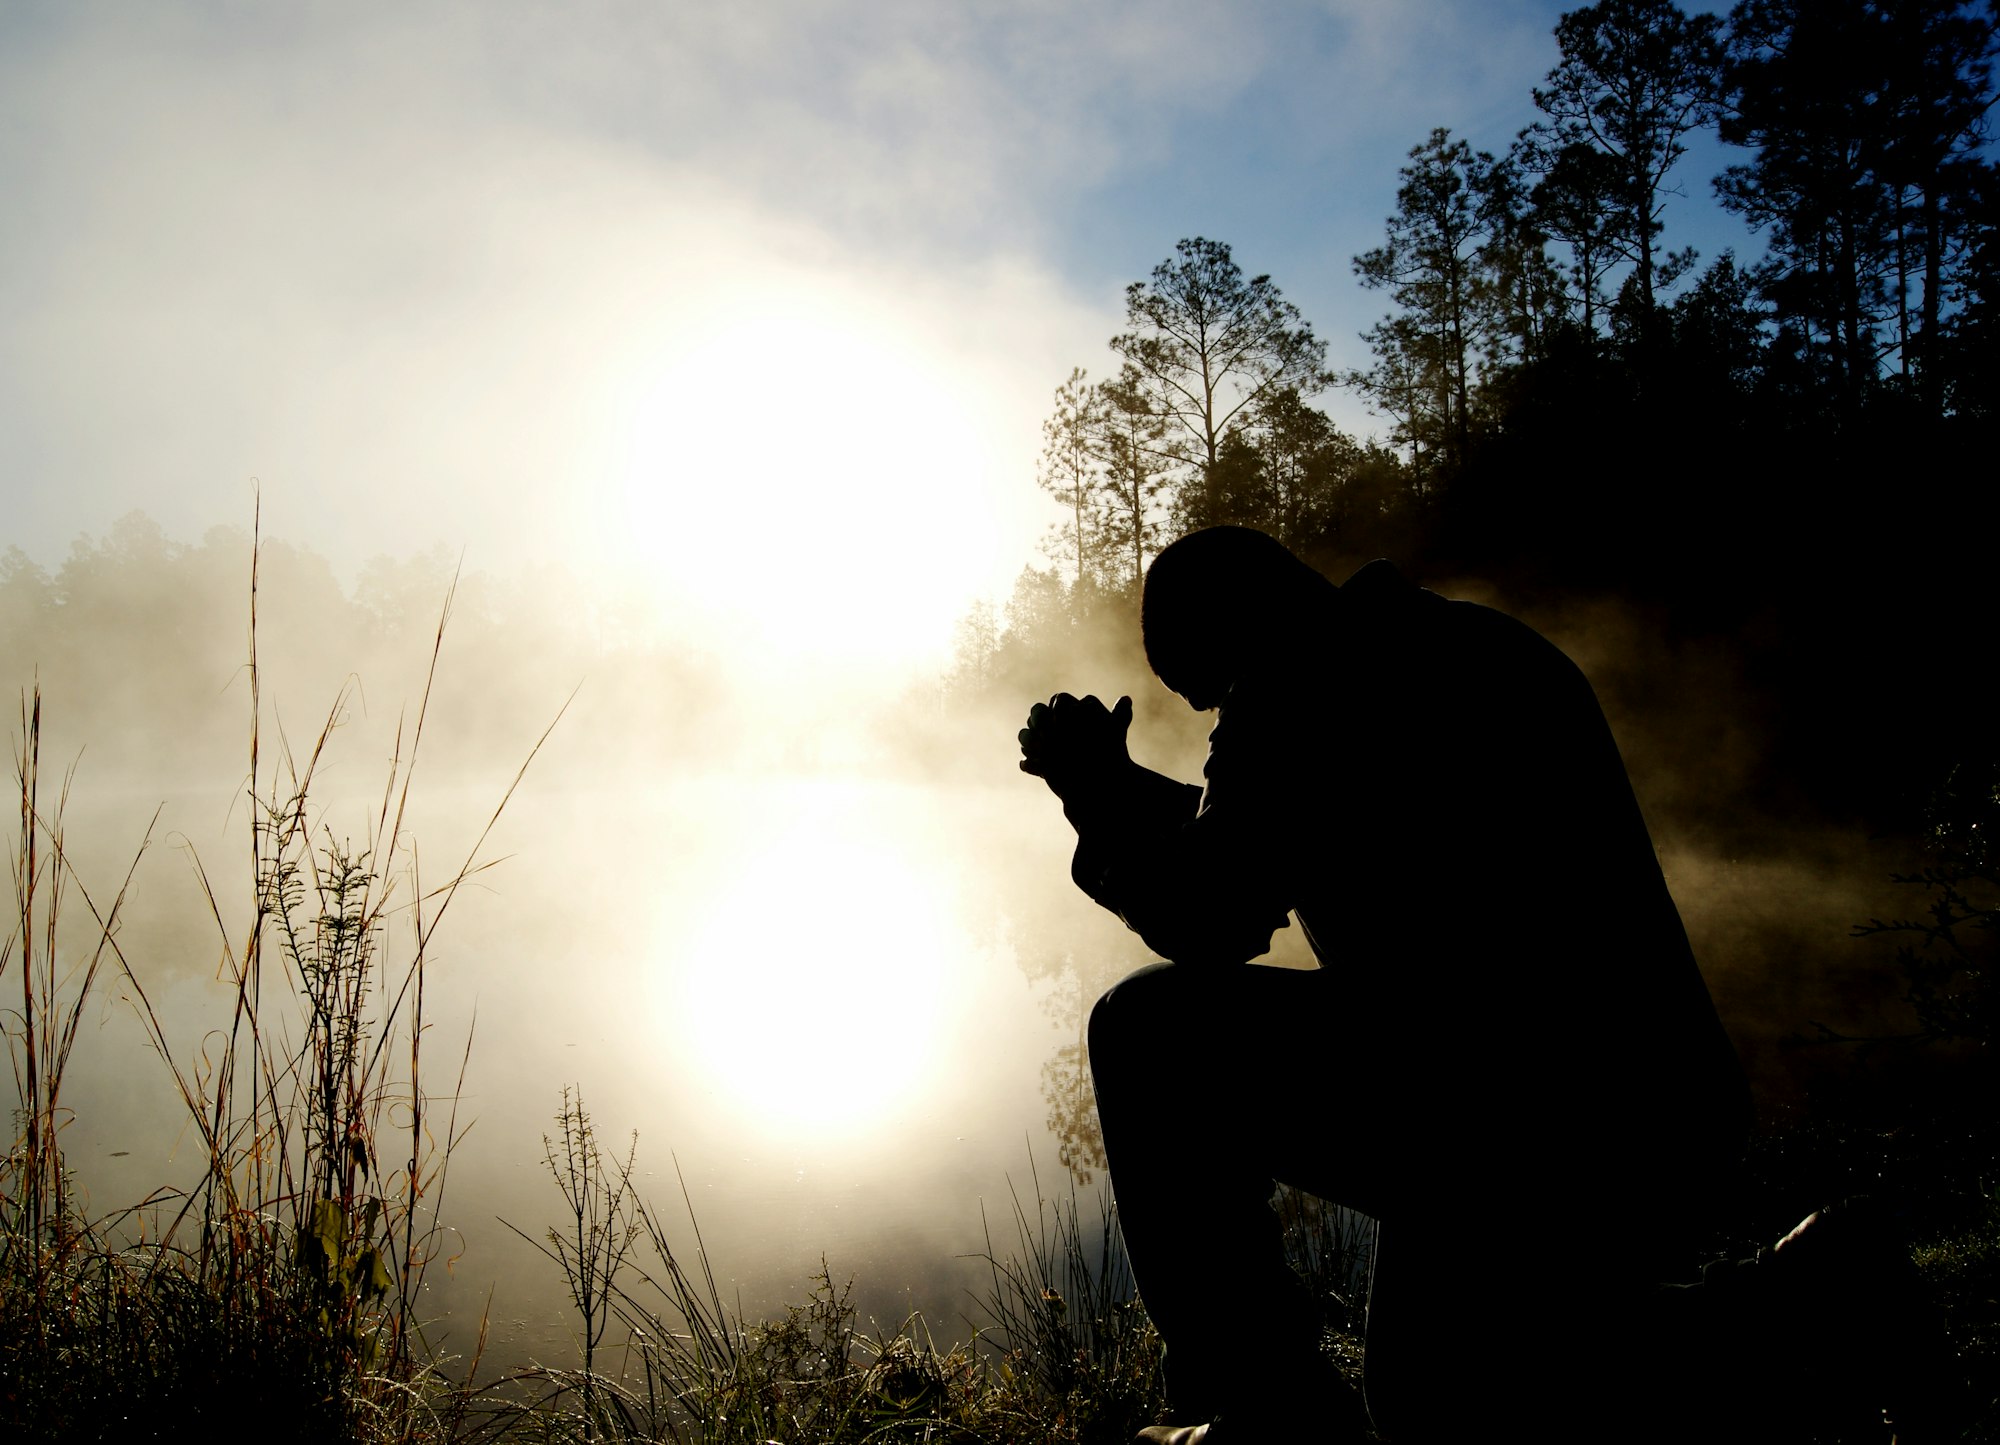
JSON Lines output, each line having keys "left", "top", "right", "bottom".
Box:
{"left": 0, "top": 1, "right": 1690, "bottom": 598}
{"left": 0, "top": 1, "right": 1136, "bottom": 637}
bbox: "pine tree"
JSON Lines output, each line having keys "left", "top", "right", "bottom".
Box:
{"left": 1111, "top": 238, "right": 1329, "bottom": 525}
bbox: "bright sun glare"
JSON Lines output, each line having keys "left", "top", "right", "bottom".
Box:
{"left": 659, "top": 782, "right": 958, "bottom": 1143}
{"left": 607, "top": 283, "right": 1010, "bottom": 680}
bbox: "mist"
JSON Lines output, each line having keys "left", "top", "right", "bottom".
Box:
{"left": 0, "top": 517, "right": 1132, "bottom": 1367}
{"left": 7, "top": 2, "right": 1990, "bottom": 1426}
{"left": 0, "top": 498, "right": 1960, "bottom": 1382}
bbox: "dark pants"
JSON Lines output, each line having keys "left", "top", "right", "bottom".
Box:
{"left": 1089, "top": 960, "right": 1696, "bottom": 1441}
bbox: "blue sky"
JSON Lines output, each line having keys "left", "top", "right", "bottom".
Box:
{"left": 0, "top": 0, "right": 1752, "bottom": 671}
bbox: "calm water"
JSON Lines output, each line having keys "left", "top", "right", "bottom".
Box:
{"left": 40, "top": 764, "right": 1143, "bottom": 1371}
{"left": 22, "top": 722, "right": 1902, "bottom": 1381}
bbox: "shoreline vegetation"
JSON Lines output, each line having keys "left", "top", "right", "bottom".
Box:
{"left": 7, "top": 0, "right": 1999, "bottom": 1405}
{"left": 2, "top": 542, "right": 1994, "bottom": 1443}
{"left": 0, "top": 534, "right": 1368, "bottom": 1443}
{"left": 0, "top": 669, "right": 1365, "bottom": 1440}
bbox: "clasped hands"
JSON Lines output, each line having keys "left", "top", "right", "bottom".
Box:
{"left": 1018, "top": 692, "right": 1134, "bottom": 805}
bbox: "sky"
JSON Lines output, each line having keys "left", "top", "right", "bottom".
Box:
{"left": 0, "top": 0, "right": 1757, "bottom": 682}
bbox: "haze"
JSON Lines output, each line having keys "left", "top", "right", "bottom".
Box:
{"left": 0, "top": 2, "right": 1754, "bottom": 619}
{"left": 5, "top": 0, "right": 1878, "bottom": 1371}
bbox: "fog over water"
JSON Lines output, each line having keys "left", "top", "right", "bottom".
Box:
{"left": 0, "top": 526, "right": 1201, "bottom": 1371}
{"left": 5, "top": 519, "right": 1931, "bottom": 1379}
{"left": 4, "top": 7, "right": 1984, "bottom": 1419}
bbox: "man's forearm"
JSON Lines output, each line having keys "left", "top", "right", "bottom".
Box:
{"left": 1058, "top": 759, "right": 1201, "bottom": 839}
{"left": 1071, "top": 776, "right": 1294, "bottom": 968}
{"left": 1062, "top": 760, "right": 1202, "bottom": 909}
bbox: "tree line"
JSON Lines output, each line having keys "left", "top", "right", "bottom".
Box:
{"left": 988, "top": 0, "right": 1996, "bottom": 830}
{"left": 0, "top": 516, "right": 745, "bottom": 792}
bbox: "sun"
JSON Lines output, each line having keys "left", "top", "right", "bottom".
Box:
{"left": 601, "top": 280, "right": 1014, "bottom": 680}
{"left": 655, "top": 781, "right": 958, "bottom": 1144}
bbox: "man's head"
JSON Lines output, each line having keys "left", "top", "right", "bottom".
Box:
{"left": 1142, "top": 526, "right": 1339, "bottom": 709}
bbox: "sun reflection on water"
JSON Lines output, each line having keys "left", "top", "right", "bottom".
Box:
{"left": 658, "top": 779, "right": 958, "bottom": 1144}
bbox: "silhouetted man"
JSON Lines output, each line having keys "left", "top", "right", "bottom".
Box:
{"left": 1019, "top": 528, "right": 1753, "bottom": 1442}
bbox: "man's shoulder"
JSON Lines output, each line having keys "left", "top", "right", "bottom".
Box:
{"left": 1337, "top": 560, "right": 1587, "bottom": 697}
{"left": 1341, "top": 558, "right": 1490, "bottom": 631}
{"left": 1340, "top": 557, "right": 1428, "bottom": 608}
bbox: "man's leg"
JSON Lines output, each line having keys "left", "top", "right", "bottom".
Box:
{"left": 1091, "top": 959, "right": 1674, "bottom": 1441}
{"left": 1644, "top": 1200, "right": 1966, "bottom": 1443}
{"left": 1358, "top": 1211, "right": 1647, "bottom": 1442}
{"left": 1088, "top": 960, "right": 1371, "bottom": 1434}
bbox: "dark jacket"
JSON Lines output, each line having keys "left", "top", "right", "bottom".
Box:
{"left": 1070, "top": 559, "right": 1748, "bottom": 1198}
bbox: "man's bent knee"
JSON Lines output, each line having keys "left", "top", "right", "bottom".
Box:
{"left": 1087, "top": 960, "right": 1193, "bottom": 1061}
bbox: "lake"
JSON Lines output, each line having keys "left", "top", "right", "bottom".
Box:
{"left": 31, "top": 757, "right": 1177, "bottom": 1377}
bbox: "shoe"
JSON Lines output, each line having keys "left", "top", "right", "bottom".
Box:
{"left": 1134, "top": 1349, "right": 1371, "bottom": 1444}
{"left": 1136, "top": 1403, "right": 1368, "bottom": 1444}
{"left": 1769, "top": 1196, "right": 1967, "bottom": 1442}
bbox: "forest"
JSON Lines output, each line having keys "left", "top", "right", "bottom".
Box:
{"left": 963, "top": 0, "right": 1999, "bottom": 841}
{"left": 958, "top": 5, "right": 2000, "bottom": 1428}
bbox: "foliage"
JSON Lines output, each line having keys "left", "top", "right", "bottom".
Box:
{"left": 1351, "top": 127, "right": 1507, "bottom": 475}
{"left": 478, "top": 1125, "right": 1192, "bottom": 1445}
{"left": 1037, "top": 368, "right": 1114, "bottom": 589}
{"left": 1911, "top": 1185, "right": 2000, "bottom": 1442}
{"left": 1531, "top": 0, "right": 1724, "bottom": 317}
{"left": 990, "top": 8, "right": 1991, "bottom": 659}
{"left": 0, "top": 513, "right": 726, "bottom": 799}
{"left": 970, "top": 1169, "right": 1167, "bottom": 1444}
{"left": 981, "top": 4, "right": 1995, "bottom": 824}
{"left": 1272, "top": 1186, "right": 1377, "bottom": 1351}
{"left": 1524, "top": 138, "right": 1627, "bottom": 335}
{"left": 1936, "top": 161, "right": 2000, "bottom": 417}
{"left": 1737, "top": 1109, "right": 2000, "bottom": 1443}
{"left": 500, "top": 1091, "right": 643, "bottom": 1439}
{"left": 1110, "top": 238, "right": 1330, "bottom": 488}
{"left": 1719, "top": 0, "right": 1996, "bottom": 413}
{"left": 996, "top": 2, "right": 1995, "bottom": 636}
{"left": 1839, "top": 762, "right": 2000, "bottom": 1054}
{"left": 11, "top": 5, "right": 2000, "bottom": 1437}
{"left": 1, "top": 523, "right": 552, "bottom": 1441}
{"left": 990, "top": 0, "right": 1987, "bottom": 667}
{"left": 1092, "top": 371, "right": 1177, "bottom": 594}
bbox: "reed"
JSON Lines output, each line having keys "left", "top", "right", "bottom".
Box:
{"left": 0, "top": 515, "right": 1397, "bottom": 1441}
{"left": 0, "top": 511, "right": 556, "bottom": 1440}
{"left": 473, "top": 1100, "right": 1181, "bottom": 1444}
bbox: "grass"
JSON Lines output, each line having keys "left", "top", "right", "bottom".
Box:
{"left": 1916, "top": 1185, "right": 2000, "bottom": 1441}
{"left": 3, "top": 715, "right": 1198, "bottom": 1442}
{"left": 7, "top": 522, "right": 1990, "bottom": 1442}
{"left": 460, "top": 1099, "right": 1384, "bottom": 1444}
{"left": 1735, "top": 1103, "right": 2000, "bottom": 1442}
{"left": 11, "top": 676, "right": 1996, "bottom": 1442}
{"left": 471, "top": 1097, "right": 1177, "bottom": 1444}
{"left": 0, "top": 521, "right": 1197, "bottom": 1444}
{"left": 1, "top": 516, "right": 555, "bottom": 1440}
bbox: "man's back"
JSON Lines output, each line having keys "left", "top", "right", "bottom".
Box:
{"left": 1310, "top": 565, "right": 1746, "bottom": 1221}
{"left": 1113, "top": 558, "right": 1747, "bottom": 1219}
{"left": 1030, "top": 531, "right": 1759, "bottom": 1441}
